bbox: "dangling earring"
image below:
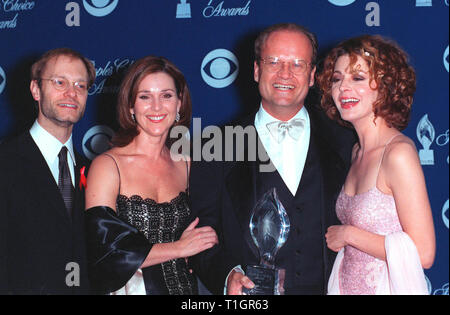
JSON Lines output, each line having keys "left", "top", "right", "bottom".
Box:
{"left": 132, "top": 113, "right": 136, "bottom": 123}
{"left": 175, "top": 112, "right": 180, "bottom": 123}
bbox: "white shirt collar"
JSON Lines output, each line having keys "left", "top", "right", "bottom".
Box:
{"left": 254, "top": 103, "right": 311, "bottom": 196}
{"left": 29, "top": 120, "right": 76, "bottom": 167}
{"left": 254, "top": 103, "right": 309, "bottom": 136}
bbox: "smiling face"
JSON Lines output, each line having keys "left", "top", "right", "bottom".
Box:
{"left": 331, "top": 54, "right": 379, "bottom": 126}
{"left": 30, "top": 55, "right": 89, "bottom": 133}
{"left": 130, "top": 72, "right": 181, "bottom": 139}
{"left": 254, "top": 30, "right": 316, "bottom": 121}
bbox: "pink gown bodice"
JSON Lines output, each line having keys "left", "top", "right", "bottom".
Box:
{"left": 335, "top": 134, "right": 408, "bottom": 295}
{"left": 336, "top": 187, "right": 403, "bottom": 294}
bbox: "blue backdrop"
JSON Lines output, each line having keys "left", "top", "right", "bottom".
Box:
{"left": 1, "top": 0, "right": 448, "bottom": 295}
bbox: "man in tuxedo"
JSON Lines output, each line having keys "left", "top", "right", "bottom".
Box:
{"left": 0, "top": 48, "right": 95, "bottom": 294}
{"left": 189, "top": 23, "right": 355, "bottom": 295}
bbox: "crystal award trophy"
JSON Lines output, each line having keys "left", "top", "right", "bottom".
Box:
{"left": 416, "top": 114, "right": 435, "bottom": 165}
{"left": 243, "top": 188, "right": 290, "bottom": 295}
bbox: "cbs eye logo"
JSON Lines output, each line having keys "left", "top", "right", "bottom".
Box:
{"left": 0, "top": 66, "right": 6, "bottom": 95}
{"left": 83, "top": 0, "right": 119, "bottom": 17}
{"left": 201, "top": 49, "right": 239, "bottom": 88}
{"left": 444, "top": 45, "right": 449, "bottom": 73}
{"left": 82, "top": 125, "right": 114, "bottom": 160}
{"left": 443, "top": 199, "right": 449, "bottom": 229}
{"left": 328, "top": 0, "right": 356, "bottom": 6}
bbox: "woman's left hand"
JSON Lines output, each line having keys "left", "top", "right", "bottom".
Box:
{"left": 325, "top": 225, "right": 351, "bottom": 252}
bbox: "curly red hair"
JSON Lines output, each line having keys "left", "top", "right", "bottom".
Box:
{"left": 316, "top": 35, "right": 416, "bottom": 131}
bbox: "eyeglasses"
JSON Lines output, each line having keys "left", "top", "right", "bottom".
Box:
{"left": 40, "top": 77, "right": 89, "bottom": 93}
{"left": 260, "top": 57, "right": 311, "bottom": 75}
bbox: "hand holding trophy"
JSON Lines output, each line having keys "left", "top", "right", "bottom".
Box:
{"left": 243, "top": 188, "right": 290, "bottom": 295}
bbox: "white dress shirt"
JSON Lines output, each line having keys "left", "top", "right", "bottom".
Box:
{"left": 224, "top": 105, "right": 312, "bottom": 293}
{"left": 254, "top": 104, "right": 310, "bottom": 196}
{"left": 29, "top": 120, "right": 76, "bottom": 187}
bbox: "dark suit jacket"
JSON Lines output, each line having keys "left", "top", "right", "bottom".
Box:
{"left": 0, "top": 132, "right": 90, "bottom": 294}
{"left": 189, "top": 105, "right": 355, "bottom": 295}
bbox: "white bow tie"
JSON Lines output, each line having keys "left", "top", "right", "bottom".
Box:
{"left": 266, "top": 118, "right": 305, "bottom": 143}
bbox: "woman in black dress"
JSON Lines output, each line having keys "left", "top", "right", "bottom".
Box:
{"left": 85, "top": 56, "right": 218, "bottom": 295}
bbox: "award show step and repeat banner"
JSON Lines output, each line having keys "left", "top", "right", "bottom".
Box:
{"left": 1, "top": 1, "right": 448, "bottom": 295}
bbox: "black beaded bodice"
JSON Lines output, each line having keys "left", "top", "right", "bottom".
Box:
{"left": 116, "top": 191, "right": 196, "bottom": 295}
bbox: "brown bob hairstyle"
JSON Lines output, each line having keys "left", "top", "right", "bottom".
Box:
{"left": 31, "top": 47, "right": 96, "bottom": 89}
{"left": 316, "top": 35, "right": 416, "bottom": 131}
{"left": 111, "top": 56, "right": 192, "bottom": 147}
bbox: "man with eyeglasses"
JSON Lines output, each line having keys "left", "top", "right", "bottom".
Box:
{"left": 0, "top": 48, "right": 95, "bottom": 294}
{"left": 189, "top": 23, "right": 355, "bottom": 295}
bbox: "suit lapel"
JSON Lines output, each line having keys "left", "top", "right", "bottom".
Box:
{"left": 226, "top": 161, "right": 257, "bottom": 229}
{"left": 225, "top": 160, "right": 260, "bottom": 260}
{"left": 224, "top": 114, "right": 263, "bottom": 260}
{"left": 20, "top": 133, "right": 72, "bottom": 227}
{"left": 293, "top": 119, "right": 321, "bottom": 201}
{"left": 225, "top": 113, "right": 304, "bottom": 261}
{"left": 307, "top": 112, "right": 348, "bottom": 278}
{"left": 224, "top": 114, "right": 258, "bottom": 227}
{"left": 308, "top": 111, "right": 348, "bottom": 213}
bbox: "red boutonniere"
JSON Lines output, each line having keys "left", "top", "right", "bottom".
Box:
{"left": 79, "top": 166, "right": 87, "bottom": 190}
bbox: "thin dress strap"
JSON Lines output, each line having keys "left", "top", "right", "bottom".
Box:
{"left": 102, "top": 153, "right": 121, "bottom": 195}
{"left": 185, "top": 157, "right": 190, "bottom": 196}
{"left": 375, "top": 134, "right": 402, "bottom": 183}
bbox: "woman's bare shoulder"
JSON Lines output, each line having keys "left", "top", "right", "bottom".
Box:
{"left": 385, "top": 135, "right": 418, "bottom": 162}
{"left": 382, "top": 134, "right": 421, "bottom": 182}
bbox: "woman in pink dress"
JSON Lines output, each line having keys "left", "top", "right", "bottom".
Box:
{"left": 316, "top": 35, "right": 435, "bottom": 295}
